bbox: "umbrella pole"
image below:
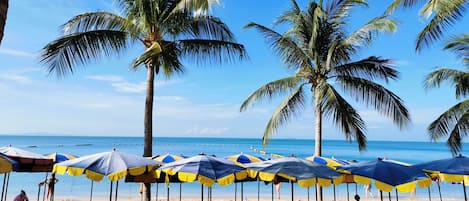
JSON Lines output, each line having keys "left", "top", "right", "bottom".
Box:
{"left": 201, "top": 185, "right": 203, "bottom": 201}
{"left": 4, "top": 173, "right": 9, "bottom": 201}
{"left": 109, "top": 181, "right": 113, "bottom": 201}
{"left": 428, "top": 186, "right": 432, "bottom": 201}
{"left": 90, "top": 181, "right": 94, "bottom": 201}
{"left": 379, "top": 190, "right": 383, "bottom": 201}
{"left": 241, "top": 182, "right": 244, "bottom": 201}
{"left": 388, "top": 191, "right": 391, "bottom": 201}
{"left": 315, "top": 181, "right": 318, "bottom": 201}
{"left": 437, "top": 180, "right": 442, "bottom": 201}
{"left": 37, "top": 184, "right": 41, "bottom": 201}
{"left": 258, "top": 178, "right": 260, "bottom": 201}
{"left": 346, "top": 183, "right": 349, "bottom": 201}
{"left": 42, "top": 173, "right": 48, "bottom": 201}
{"left": 156, "top": 183, "right": 158, "bottom": 201}
{"left": 115, "top": 181, "right": 119, "bottom": 201}
{"left": 179, "top": 183, "right": 182, "bottom": 201}
{"left": 395, "top": 189, "right": 398, "bottom": 201}
{"left": 1, "top": 173, "right": 6, "bottom": 201}
{"left": 235, "top": 183, "right": 237, "bottom": 201}
{"left": 271, "top": 183, "right": 274, "bottom": 201}
{"left": 167, "top": 183, "right": 169, "bottom": 201}
{"left": 463, "top": 180, "right": 467, "bottom": 201}
{"left": 291, "top": 181, "right": 294, "bottom": 201}
{"left": 307, "top": 187, "right": 310, "bottom": 201}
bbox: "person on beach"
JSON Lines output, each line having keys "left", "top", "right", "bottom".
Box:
{"left": 13, "top": 190, "right": 29, "bottom": 201}
{"left": 364, "top": 184, "right": 373, "bottom": 198}
{"left": 39, "top": 173, "right": 59, "bottom": 200}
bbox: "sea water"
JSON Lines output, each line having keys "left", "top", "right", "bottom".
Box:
{"left": 1, "top": 135, "right": 467, "bottom": 200}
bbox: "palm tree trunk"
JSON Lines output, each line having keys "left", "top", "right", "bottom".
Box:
{"left": 0, "top": 0, "right": 8, "bottom": 44}
{"left": 314, "top": 89, "right": 323, "bottom": 201}
{"left": 143, "top": 64, "right": 155, "bottom": 201}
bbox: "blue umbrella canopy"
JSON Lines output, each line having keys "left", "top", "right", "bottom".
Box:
{"left": 414, "top": 155, "right": 469, "bottom": 183}
{"left": 46, "top": 152, "right": 78, "bottom": 163}
{"left": 337, "top": 158, "right": 431, "bottom": 192}
{"left": 157, "top": 154, "right": 247, "bottom": 186}
{"left": 54, "top": 149, "right": 161, "bottom": 181}
{"left": 245, "top": 157, "right": 343, "bottom": 187}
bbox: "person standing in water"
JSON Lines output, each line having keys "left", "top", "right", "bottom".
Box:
{"left": 39, "top": 173, "right": 59, "bottom": 201}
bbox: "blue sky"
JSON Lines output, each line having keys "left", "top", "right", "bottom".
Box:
{"left": 0, "top": 0, "right": 467, "bottom": 143}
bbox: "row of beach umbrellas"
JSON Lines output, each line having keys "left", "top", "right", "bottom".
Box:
{"left": 1, "top": 146, "right": 469, "bottom": 201}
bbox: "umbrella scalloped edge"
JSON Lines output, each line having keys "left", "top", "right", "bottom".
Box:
{"left": 354, "top": 175, "right": 432, "bottom": 193}
{"left": 439, "top": 173, "right": 469, "bottom": 185}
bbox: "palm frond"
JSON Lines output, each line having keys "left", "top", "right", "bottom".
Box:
{"left": 240, "top": 76, "right": 304, "bottom": 112}
{"left": 176, "top": 0, "right": 220, "bottom": 15}
{"left": 326, "top": 0, "right": 368, "bottom": 20}
{"left": 160, "top": 41, "right": 185, "bottom": 78}
{"left": 188, "top": 15, "right": 235, "bottom": 41}
{"left": 40, "top": 30, "right": 128, "bottom": 77}
{"left": 245, "top": 22, "right": 311, "bottom": 70}
{"left": 385, "top": 0, "right": 426, "bottom": 14}
{"left": 178, "top": 39, "right": 247, "bottom": 65}
{"left": 444, "top": 33, "right": 469, "bottom": 60}
{"left": 332, "top": 56, "right": 398, "bottom": 82}
{"left": 273, "top": 0, "right": 303, "bottom": 26}
{"left": 446, "top": 111, "right": 469, "bottom": 155}
{"left": 131, "top": 42, "right": 163, "bottom": 69}
{"left": 320, "top": 83, "right": 367, "bottom": 150}
{"left": 336, "top": 76, "right": 411, "bottom": 129}
{"left": 262, "top": 85, "right": 307, "bottom": 145}
{"left": 415, "top": 0, "right": 467, "bottom": 51}
{"left": 427, "top": 100, "right": 469, "bottom": 153}
{"left": 424, "top": 68, "right": 469, "bottom": 98}
{"left": 344, "top": 16, "right": 397, "bottom": 47}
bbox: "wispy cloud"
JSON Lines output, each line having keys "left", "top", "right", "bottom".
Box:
{"left": 185, "top": 125, "right": 230, "bottom": 136}
{"left": 156, "top": 96, "right": 185, "bottom": 101}
{"left": 0, "top": 48, "right": 36, "bottom": 58}
{"left": 0, "top": 67, "right": 41, "bottom": 84}
{"left": 86, "top": 74, "right": 182, "bottom": 93}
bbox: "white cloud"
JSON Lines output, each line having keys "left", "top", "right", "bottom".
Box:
{"left": 156, "top": 96, "right": 185, "bottom": 101}
{"left": 185, "top": 125, "right": 230, "bottom": 136}
{"left": 0, "top": 48, "right": 36, "bottom": 58}
{"left": 111, "top": 81, "right": 147, "bottom": 93}
{"left": 0, "top": 67, "right": 41, "bottom": 84}
{"left": 86, "top": 75, "right": 124, "bottom": 82}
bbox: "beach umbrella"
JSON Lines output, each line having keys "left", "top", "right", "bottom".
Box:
{"left": 337, "top": 158, "right": 431, "bottom": 201}
{"left": 0, "top": 145, "right": 53, "bottom": 172}
{"left": 305, "top": 156, "right": 348, "bottom": 168}
{"left": 152, "top": 154, "right": 186, "bottom": 201}
{"left": 54, "top": 149, "right": 160, "bottom": 201}
{"left": 0, "top": 153, "right": 18, "bottom": 201}
{"left": 157, "top": 154, "right": 247, "bottom": 201}
{"left": 46, "top": 153, "right": 77, "bottom": 163}
{"left": 245, "top": 157, "right": 343, "bottom": 201}
{"left": 414, "top": 154, "right": 469, "bottom": 201}
{"left": 226, "top": 153, "right": 265, "bottom": 201}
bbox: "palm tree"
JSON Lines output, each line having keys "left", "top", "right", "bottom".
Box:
{"left": 0, "top": 0, "right": 7, "bottom": 44}
{"left": 240, "top": 0, "right": 411, "bottom": 156}
{"left": 424, "top": 33, "right": 469, "bottom": 155}
{"left": 39, "top": 0, "right": 246, "bottom": 200}
{"left": 386, "top": 0, "right": 468, "bottom": 51}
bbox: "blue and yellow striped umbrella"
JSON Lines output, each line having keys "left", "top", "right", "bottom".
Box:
{"left": 157, "top": 154, "right": 247, "bottom": 186}
{"left": 0, "top": 153, "right": 17, "bottom": 173}
{"left": 153, "top": 154, "right": 185, "bottom": 163}
{"left": 245, "top": 157, "right": 343, "bottom": 187}
{"left": 337, "top": 158, "right": 431, "bottom": 193}
{"left": 54, "top": 149, "right": 161, "bottom": 181}
{"left": 46, "top": 152, "right": 77, "bottom": 163}
{"left": 226, "top": 153, "right": 264, "bottom": 165}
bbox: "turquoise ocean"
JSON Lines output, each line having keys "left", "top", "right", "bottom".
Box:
{"left": 1, "top": 135, "right": 468, "bottom": 200}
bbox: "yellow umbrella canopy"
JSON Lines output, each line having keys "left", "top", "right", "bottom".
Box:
{"left": 157, "top": 154, "right": 247, "bottom": 186}
{"left": 0, "top": 153, "right": 15, "bottom": 173}
{"left": 54, "top": 149, "right": 161, "bottom": 181}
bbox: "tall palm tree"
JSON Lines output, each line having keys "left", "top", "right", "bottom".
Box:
{"left": 0, "top": 0, "right": 7, "bottom": 44}
{"left": 240, "top": 0, "right": 411, "bottom": 157}
{"left": 39, "top": 0, "right": 246, "bottom": 200}
{"left": 386, "top": 0, "right": 468, "bottom": 51}
{"left": 424, "top": 33, "right": 469, "bottom": 155}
